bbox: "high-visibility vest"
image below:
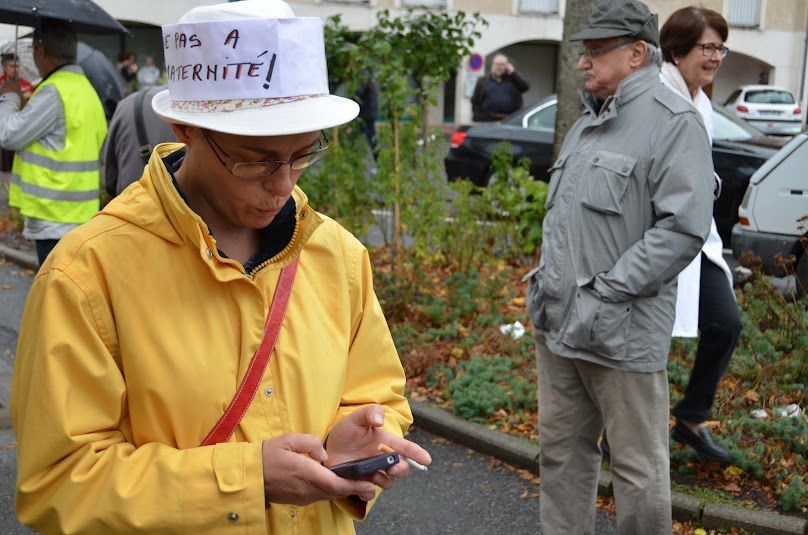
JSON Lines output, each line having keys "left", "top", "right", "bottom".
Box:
{"left": 9, "top": 68, "right": 107, "bottom": 224}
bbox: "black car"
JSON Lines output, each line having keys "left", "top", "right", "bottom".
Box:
{"left": 445, "top": 96, "right": 788, "bottom": 243}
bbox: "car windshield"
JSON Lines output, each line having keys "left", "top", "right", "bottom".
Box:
{"left": 745, "top": 90, "right": 795, "bottom": 104}
{"left": 713, "top": 106, "right": 760, "bottom": 141}
{"left": 525, "top": 104, "right": 556, "bottom": 132}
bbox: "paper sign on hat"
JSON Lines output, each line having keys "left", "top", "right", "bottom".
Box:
{"left": 152, "top": 0, "right": 359, "bottom": 137}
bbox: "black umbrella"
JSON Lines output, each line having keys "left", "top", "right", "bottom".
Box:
{"left": 77, "top": 42, "right": 125, "bottom": 119}
{"left": 0, "top": 0, "right": 127, "bottom": 35}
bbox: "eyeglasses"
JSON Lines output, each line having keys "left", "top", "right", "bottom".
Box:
{"left": 578, "top": 38, "right": 637, "bottom": 59}
{"left": 696, "top": 43, "right": 729, "bottom": 58}
{"left": 201, "top": 129, "right": 329, "bottom": 179}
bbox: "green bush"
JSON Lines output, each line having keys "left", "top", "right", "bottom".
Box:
{"left": 780, "top": 476, "right": 806, "bottom": 512}
{"left": 448, "top": 355, "right": 515, "bottom": 423}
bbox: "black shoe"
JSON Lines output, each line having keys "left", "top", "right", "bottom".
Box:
{"left": 600, "top": 434, "right": 610, "bottom": 461}
{"left": 672, "top": 420, "right": 732, "bottom": 464}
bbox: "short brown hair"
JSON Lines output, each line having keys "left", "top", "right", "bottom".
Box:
{"left": 660, "top": 7, "right": 728, "bottom": 63}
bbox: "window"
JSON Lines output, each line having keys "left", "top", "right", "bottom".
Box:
{"left": 519, "top": 0, "right": 559, "bottom": 14}
{"left": 402, "top": 0, "right": 446, "bottom": 7}
{"left": 726, "top": 0, "right": 762, "bottom": 28}
{"left": 525, "top": 104, "right": 556, "bottom": 132}
{"left": 712, "top": 108, "right": 757, "bottom": 141}
{"left": 745, "top": 90, "right": 796, "bottom": 105}
{"left": 723, "top": 89, "right": 742, "bottom": 106}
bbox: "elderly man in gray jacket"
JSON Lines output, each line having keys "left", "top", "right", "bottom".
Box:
{"left": 526, "top": 0, "right": 714, "bottom": 533}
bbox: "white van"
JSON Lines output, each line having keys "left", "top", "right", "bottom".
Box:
{"left": 732, "top": 133, "right": 808, "bottom": 291}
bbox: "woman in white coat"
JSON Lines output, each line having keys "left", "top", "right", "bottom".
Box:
{"left": 660, "top": 6, "right": 740, "bottom": 463}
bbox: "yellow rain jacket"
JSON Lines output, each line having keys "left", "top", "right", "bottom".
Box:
{"left": 12, "top": 143, "right": 412, "bottom": 534}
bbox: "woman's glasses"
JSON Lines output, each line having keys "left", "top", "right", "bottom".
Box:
{"left": 202, "top": 129, "right": 329, "bottom": 179}
{"left": 696, "top": 43, "right": 729, "bottom": 58}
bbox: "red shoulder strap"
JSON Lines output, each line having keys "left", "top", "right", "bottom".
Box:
{"left": 201, "top": 257, "right": 300, "bottom": 446}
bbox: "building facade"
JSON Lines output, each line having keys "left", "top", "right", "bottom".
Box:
{"left": 1, "top": 0, "right": 806, "bottom": 125}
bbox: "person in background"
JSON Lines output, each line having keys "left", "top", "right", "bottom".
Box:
{"left": 117, "top": 51, "right": 137, "bottom": 95}
{"left": 136, "top": 55, "right": 161, "bottom": 91}
{"left": 0, "top": 19, "right": 107, "bottom": 265}
{"left": 0, "top": 54, "right": 34, "bottom": 99}
{"left": 526, "top": 0, "right": 713, "bottom": 531}
{"left": 0, "top": 54, "right": 35, "bottom": 173}
{"left": 471, "top": 53, "right": 529, "bottom": 122}
{"left": 660, "top": 6, "right": 739, "bottom": 464}
{"left": 356, "top": 79, "right": 379, "bottom": 160}
{"left": 102, "top": 84, "right": 176, "bottom": 197}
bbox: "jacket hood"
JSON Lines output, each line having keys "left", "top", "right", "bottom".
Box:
{"left": 100, "top": 143, "right": 320, "bottom": 269}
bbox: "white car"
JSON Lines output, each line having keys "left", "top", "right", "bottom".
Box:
{"left": 724, "top": 85, "right": 803, "bottom": 136}
{"left": 732, "top": 133, "right": 808, "bottom": 293}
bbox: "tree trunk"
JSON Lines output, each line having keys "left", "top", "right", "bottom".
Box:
{"left": 553, "top": 0, "right": 599, "bottom": 160}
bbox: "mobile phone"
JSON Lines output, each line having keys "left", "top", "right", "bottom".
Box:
{"left": 329, "top": 452, "right": 400, "bottom": 479}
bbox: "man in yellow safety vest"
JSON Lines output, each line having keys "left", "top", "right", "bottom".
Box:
{"left": 0, "top": 19, "right": 107, "bottom": 265}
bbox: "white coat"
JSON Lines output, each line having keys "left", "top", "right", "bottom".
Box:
{"left": 660, "top": 62, "right": 734, "bottom": 338}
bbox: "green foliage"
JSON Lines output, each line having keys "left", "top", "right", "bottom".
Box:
{"left": 302, "top": 122, "right": 375, "bottom": 236}
{"left": 780, "top": 476, "right": 806, "bottom": 512}
{"left": 448, "top": 354, "right": 534, "bottom": 423}
{"left": 485, "top": 143, "right": 548, "bottom": 259}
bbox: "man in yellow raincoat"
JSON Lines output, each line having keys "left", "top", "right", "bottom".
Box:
{"left": 11, "top": 1, "right": 430, "bottom": 533}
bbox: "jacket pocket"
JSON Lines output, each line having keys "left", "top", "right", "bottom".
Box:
{"left": 526, "top": 267, "right": 546, "bottom": 330}
{"left": 581, "top": 151, "right": 636, "bottom": 215}
{"left": 525, "top": 266, "right": 562, "bottom": 332}
{"left": 562, "top": 286, "right": 633, "bottom": 360}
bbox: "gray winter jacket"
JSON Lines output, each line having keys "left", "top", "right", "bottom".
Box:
{"left": 526, "top": 65, "right": 713, "bottom": 372}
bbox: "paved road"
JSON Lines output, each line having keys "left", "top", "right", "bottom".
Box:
{"left": 0, "top": 261, "right": 618, "bottom": 533}
{"left": 358, "top": 428, "right": 616, "bottom": 534}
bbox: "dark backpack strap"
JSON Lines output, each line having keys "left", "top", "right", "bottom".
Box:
{"left": 134, "top": 90, "right": 151, "bottom": 164}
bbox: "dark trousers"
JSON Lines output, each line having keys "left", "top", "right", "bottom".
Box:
{"left": 673, "top": 254, "right": 741, "bottom": 424}
{"left": 35, "top": 239, "right": 59, "bottom": 266}
{"left": 360, "top": 118, "right": 377, "bottom": 161}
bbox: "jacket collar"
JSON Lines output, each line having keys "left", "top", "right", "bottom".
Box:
{"left": 581, "top": 64, "right": 661, "bottom": 123}
{"left": 107, "top": 143, "right": 322, "bottom": 278}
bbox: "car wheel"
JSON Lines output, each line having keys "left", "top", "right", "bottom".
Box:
{"left": 797, "top": 252, "right": 808, "bottom": 297}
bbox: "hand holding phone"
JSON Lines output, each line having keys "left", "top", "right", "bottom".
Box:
{"left": 329, "top": 452, "right": 400, "bottom": 479}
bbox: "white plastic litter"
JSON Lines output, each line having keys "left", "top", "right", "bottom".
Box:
{"left": 732, "top": 266, "right": 752, "bottom": 284}
{"left": 774, "top": 404, "right": 802, "bottom": 418}
{"left": 750, "top": 409, "right": 769, "bottom": 419}
{"left": 499, "top": 321, "right": 525, "bottom": 340}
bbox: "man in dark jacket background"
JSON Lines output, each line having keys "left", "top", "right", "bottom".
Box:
{"left": 471, "top": 54, "right": 529, "bottom": 122}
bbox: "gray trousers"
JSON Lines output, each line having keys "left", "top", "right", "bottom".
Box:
{"left": 535, "top": 336, "right": 671, "bottom": 535}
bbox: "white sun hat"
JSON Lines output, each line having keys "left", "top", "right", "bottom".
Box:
{"left": 152, "top": 0, "right": 358, "bottom": 136}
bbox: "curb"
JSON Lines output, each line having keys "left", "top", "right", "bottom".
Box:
{"left": 0, "top": 244, "right": 37, "bottom": 271}
{"left": 409, "top": 400, "right": 808, "bottom": 535}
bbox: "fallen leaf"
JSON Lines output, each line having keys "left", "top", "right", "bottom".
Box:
{"left": 518, "top": 470, "right": 534, "bottom": 480}
{"left": 744, "top": 390, "right": 761, "bottom": 403}
{"left": 720, "top": 482, "right": 741, "bottom": 493}
{"left": 452, "top": 462, "right": 463, "bottom": 468}
{"left": 726, "top": 465, "right": 744, "bottom": 476}
{"left": 1, "top": 284, "right": 11, "bottom": 291}
{"left": 519, "top": 490, "right": 528, "bottom": 499}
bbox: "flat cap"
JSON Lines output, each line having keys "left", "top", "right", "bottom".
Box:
{"left": 569, "top": 0, "right": 659, "bottom": 47}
